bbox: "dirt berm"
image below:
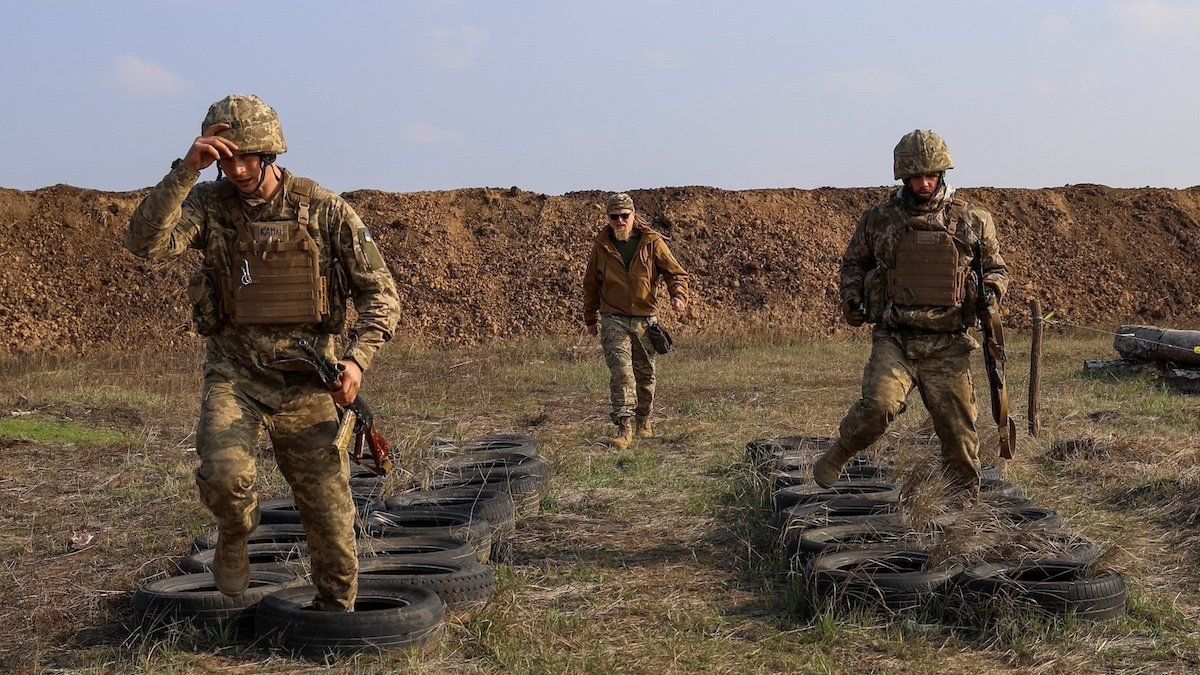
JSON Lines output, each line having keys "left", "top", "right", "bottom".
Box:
{"left": 1, "top": 183, "right": 1197, "bottom": 354}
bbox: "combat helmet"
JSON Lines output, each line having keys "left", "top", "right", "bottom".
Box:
{"left": 893, "top": 130, "right": 952, "bottom": 180}
{"left": 201, "top": 94, "right": 287, "bottom": 155}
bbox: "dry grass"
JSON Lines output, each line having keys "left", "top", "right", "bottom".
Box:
{"left": 0, "top": 332, "right": 1198, "bottom": 673}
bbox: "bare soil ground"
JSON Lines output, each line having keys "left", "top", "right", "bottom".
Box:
{"left": 2, "top": 333, "right": 1198, "bottom": 673}
{"left": 2, "top": 182, "right": 1200, "bottom": 353}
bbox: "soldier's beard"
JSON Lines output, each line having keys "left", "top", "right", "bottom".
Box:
{"left": 612, "top": 224, "right": 633, "bottom": 241}
{"left": 904, "top": 179, "right": 943, "bottom": 205}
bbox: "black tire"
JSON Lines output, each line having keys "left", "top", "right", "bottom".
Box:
{"left": 191, "top": 524, "right": 307, "bottom": 553}
{"left": 432, "top": 471, "right": 547, "bottom": 517}
{"left": 979, "top": 478, "right": 1022, "bottom": 501}
{"left": 776, "top": 498, "right": 902, "bottom": 554}
{"left": 796, "top": 523, "right": 931, "bottom": 559}
{"left": 385, "top": 488, "right": 516, "bottom": 536}
{"left": 997, "top": 505, "right": 1064, "bottom": 530}
{"left": 773, "top": 482, "right": 900, "bottom": 512}
{"left": 959, "top": 561, "right": 1126, "bottom": 621}
{"left": 180, "top": 542, "right": 310, "bottom": 575}
{"left": 363, "top": 510, "right": 493, "bottom": 562}
{"left": 255, "top": 581, "right": 444, "bottom": 657}
{"left": 461, "top": 433, "right": 541, "bottom": 458}
{"left": 350, "top": 473, "right": 417, "bottom": 499}
{"left": 134, "top": 571, "right": 298, "bottom": 635}
{"left": 259, "top": 496, "right": 384, "bottom": 525}
{"left": 745, "top": 436, "right": 832, "bottom": 464}
{"left": 982, "top": 495, "right": 1035, "bottom": 509}
{"left": 357, "top": 536, "right": 478, "bottom": 564}
{"left": 358, "top": 558, "right": 494, "bottom": 614}
{"left": 980, "top": 465, "right": 1003, "bottom": 481}
{"left": 810, "top": 548, "right": 962, "bottom": 613}
{"left": 436, "top": 453, "right": 549, "bottom": 482}
{"left": 845, "top": 464, "right": 891, "bottom": 481}
{"left": 770, "top": 464, "right": 888, "bottom": 490}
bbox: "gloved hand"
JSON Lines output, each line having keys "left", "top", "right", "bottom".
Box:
{"left": 841, "top": 293, "right": 866, "bottom": 327}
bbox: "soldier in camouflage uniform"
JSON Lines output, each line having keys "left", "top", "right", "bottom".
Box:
{"left": 583, "top": 193, "right": 690, "bottom": 448}
{"left": 812, "top": 130, "right": 1008, "bottom": 493}
{"left": 125, "top": 95, "right": 401, "bottom": 611}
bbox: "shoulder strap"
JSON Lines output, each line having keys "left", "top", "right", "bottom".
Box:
{"left": 286, "top": 176, "right": 317, "bottom": 227}
{"left": 940, "top": 195, "right": 969, "bottom": 237}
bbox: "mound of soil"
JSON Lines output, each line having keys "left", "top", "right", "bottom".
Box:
{"left": 1, "top": 182, "right": 1198, "bottom": 354}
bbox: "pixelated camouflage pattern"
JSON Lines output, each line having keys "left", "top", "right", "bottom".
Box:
{"left": 839, "top": 184, "right": 1008, "bottom": 336}
{"left": 600, "top": 314, "right": 656, "bottom": 423}
{"left": 202, "top": 94, "right": 287, "bottom": 155}
{"left": 835, "top": 333, "right": 981, "bottom": 486}
{"left": 126, "top": 163, "right": 401, "bottom": 410}
{"left": 606, "top": 192, "right": 635, "bottom": 212}
{"left": 196, "top": 377, "right": 357, "bottom": 610}
{"left": 893, "top": 129, "right": 953, "bottom": 180}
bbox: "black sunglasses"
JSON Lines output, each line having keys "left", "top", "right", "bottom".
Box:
{"left": 608, "top": 213, "right": 632, "bottom": 221}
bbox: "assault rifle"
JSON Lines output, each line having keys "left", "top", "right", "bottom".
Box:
{"left": 298, "top": 339, "right": 394, "bottom": 476}
{"left": 973, "top": 244, "right": 1017, "bottom": 460}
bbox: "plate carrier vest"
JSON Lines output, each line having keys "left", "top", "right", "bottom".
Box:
{"left": 886, "top": 204, "right": 967, "bottom": 309}
{"left": 217, "top": 178, "right": 330, "bottom": 325}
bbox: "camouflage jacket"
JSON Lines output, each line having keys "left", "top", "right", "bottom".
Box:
{"left": 583, "top": 224, "right": 689, "bottom": 325}
{"left": 125, "top": 161, "right": 401, "bottom": 409}
{"left": 840, "top": 185, "right": 1008, "bottom": 351}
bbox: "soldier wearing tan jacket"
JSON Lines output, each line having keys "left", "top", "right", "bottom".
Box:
{"left": 583, "top": 193, "right": 690, "bottom": 448}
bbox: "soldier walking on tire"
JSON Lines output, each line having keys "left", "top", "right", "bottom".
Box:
{"left": 583, "top": 193, "right": 690, "bottom": 449}
{"left": 125, "top": 95, "right": 401, "bottom": 611}
{"left": 812, "top": 131, "right": 1008, "bottom": 494}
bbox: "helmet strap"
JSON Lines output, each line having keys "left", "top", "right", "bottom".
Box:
{"left": 247, "top": 154, "right": 277, "bottom": 196}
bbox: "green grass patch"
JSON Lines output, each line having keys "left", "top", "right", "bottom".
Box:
{"left": 0, "top": 417, "right": 126, "bottom": 445}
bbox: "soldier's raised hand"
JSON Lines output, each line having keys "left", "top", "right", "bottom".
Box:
{"left": 670, "top": 296, "right": 686, "bottom": 313}
{"left": 184, "top": 123, "right": 239, "bottom": 171}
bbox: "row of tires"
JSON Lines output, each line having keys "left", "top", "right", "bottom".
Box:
{"left": 745, "top": 435, "right": 1127, "bottom": 622}
{"left": 134, "top": 433, "right": 549, "bottom": 658}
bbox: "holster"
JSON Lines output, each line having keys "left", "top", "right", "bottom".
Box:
{"left": 647, "top": 318, "right": 673, "bottom": 355}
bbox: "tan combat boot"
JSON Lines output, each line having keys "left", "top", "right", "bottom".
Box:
{"left": 212, "top": 529, "right": 251, "bottom": 597}
{"left": 212, "top": 504, "right": 259, "bottom": 597}
{"left": 812, "top": 439, "right": 854, "bottom": 489}
{"left": 634, "top": 417, "right": 653, "bottom": 439}
{"left": 607, "top": 419, "right": 634, "bottom": 449}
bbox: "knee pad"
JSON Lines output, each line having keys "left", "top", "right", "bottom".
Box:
{"left": 858, "top": 397, "right": 906, "bottom": 422}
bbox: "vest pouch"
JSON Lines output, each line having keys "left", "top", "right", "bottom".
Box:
{"left": 889, "top": 229, "right": 962, "bottom": 308}
{"left": 229, "top": 221, "right": 327, "bottom": 326}
{"left": 187, "top": 266, "right": 226, "bottom": 336}
{"left": 862, "top": 267, "right": 886, "bottom": 325}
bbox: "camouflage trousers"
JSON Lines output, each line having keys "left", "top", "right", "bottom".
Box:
{"left": 600, "top": 314, "right": 656, "bottom": 423}
{"left": 195, "top": 375, "right": 357, "bottom": 611}
{"left": 836, "top": 332, "right": 980, "bottom": 486}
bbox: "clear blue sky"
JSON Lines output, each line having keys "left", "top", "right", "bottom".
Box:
{"left": 2, "top": 0, "right": 1198, "bottom": 193}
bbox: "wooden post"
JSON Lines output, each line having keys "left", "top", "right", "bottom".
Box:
{"left": 1028, "top": 299, "right": 1043, "bottom": 438}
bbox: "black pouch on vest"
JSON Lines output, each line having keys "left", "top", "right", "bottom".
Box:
{"left": 647, "top": 318, "right": 673, "bottom": 355}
